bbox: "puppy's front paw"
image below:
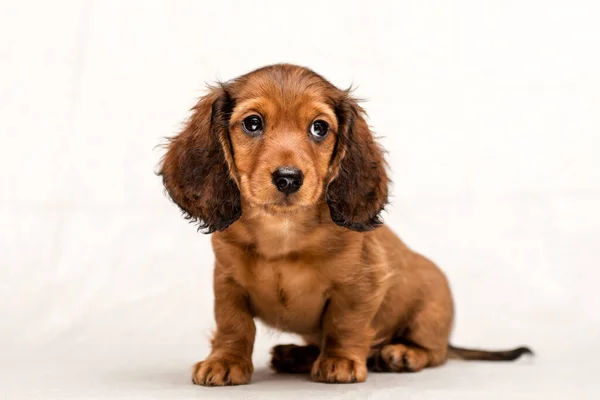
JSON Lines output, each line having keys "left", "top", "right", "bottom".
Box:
{"left": 311, "top": 355, "right": 367, "bottom": 383}
{"left": 192, "top": 357, "right": 253, "bottom": 386}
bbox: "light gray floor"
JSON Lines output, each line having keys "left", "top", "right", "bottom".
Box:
{"left": 2, "top": 337, "right": 597, "bottom": 399}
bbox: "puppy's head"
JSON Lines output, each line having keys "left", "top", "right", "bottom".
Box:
{"left": 160, "top": 64, "right": 388, "bottom": 233}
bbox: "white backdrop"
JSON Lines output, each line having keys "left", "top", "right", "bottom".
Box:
{"left": 1, "top": 1, "right": 599, "bottom": 399}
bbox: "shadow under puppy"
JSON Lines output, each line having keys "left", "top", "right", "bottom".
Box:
{"left": 159, "top": 64, "right": 531, "bottom": 386}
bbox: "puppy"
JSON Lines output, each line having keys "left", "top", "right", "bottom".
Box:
{"left": 160, "top": 64, "right": 531, "bottom": 386}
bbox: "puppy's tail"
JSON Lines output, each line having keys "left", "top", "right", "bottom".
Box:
{"left": 447, "top": 344, "right": 533, "bottom": 361}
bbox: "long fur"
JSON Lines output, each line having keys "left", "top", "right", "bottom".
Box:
{"left": 159, "top": 64, "right": 531, "bottom": 386}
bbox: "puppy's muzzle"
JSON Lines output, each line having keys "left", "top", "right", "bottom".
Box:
{"left": 272, "top": 167, "right": 303, "bottom": 195}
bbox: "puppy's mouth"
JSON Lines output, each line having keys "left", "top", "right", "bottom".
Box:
{"left": 262, "top": 206, "right": 309, "bottom": 218}
{"left": 242, "top": 176, "right": 322, "bottom": 214}
{"left": 243, "top": 192, "right": 316, "bottom": 217}
{"left": 260, "top": 197, "right": 308, "bottom": 215}
{"left": 273, "top": 194, "right": 299, "bottom": 206}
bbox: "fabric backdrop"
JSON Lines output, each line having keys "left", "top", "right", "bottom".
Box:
{"left": 1, "top": 0, "right": 599, "bottom": 398}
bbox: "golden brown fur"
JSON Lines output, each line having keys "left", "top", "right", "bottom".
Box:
{"left": 159, "top": 64, "right": 531, "bottom": 386}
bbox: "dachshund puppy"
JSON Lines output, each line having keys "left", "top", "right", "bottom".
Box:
{"left": 160, "top": 64, "right": 531, "bottom": 386}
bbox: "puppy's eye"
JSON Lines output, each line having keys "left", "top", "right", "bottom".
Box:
{"left": 309, "top": 120, "right": 329, "bottom": 140}
{"left": 241, "top": 115, "right": 263, "bottom": 135}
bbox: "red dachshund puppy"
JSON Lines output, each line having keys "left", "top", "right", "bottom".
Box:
{"left": 160, "top": 64, "right": 531, "bottom": 386}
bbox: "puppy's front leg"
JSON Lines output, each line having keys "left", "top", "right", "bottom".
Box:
{"left": 312, "top": 283, "right": 383, "bottom": 384}
{"left": 192, "top": 265, "right": 255, "bottom": 386}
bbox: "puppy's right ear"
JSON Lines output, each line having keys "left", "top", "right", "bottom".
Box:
{"left": 326, "top": 93, "right": 388, "bottom": 231}
{"left": 159, "top": 86, "right": 241, "bottom": 233}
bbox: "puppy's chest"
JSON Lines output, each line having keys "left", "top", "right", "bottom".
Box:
{"left": 236, "top": 257, "right": 328, "bottom": 334}
{"left": 252, "top": 218, "right": 304, "bottom": 257}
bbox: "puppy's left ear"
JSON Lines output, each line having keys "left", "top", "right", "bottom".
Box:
{"left": 159, "top": 86, "right": 241, "bottom": 233}
{"left": 327, "top": 94, "right": 389, "bottom": 231}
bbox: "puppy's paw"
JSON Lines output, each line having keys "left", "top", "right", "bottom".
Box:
{"left": 311, "top": 355, "right": 367, "bottom": 383}
{"left": 379, "top": 343, "right": 429, "bottom": 372}
{"left": 270, "top": 344, "right": 320, "bottom": 373}
{"left": 192, "top": 357, "right": 253, "bottom": 386}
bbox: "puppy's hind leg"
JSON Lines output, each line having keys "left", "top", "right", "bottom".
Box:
{"left": 368, "top": 341, "right": 444, "bottom": 373}
{"left": 270, "top": 344, "right": 320, "bottom": 374}
{"left": 369, "top": 302, "right": 453, "bottom": 373}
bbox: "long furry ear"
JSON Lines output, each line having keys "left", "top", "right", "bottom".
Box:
{"left": 327, "top": 94, "right": 388, "bottom": 231}
{"left": 159, "top": 86, "right": 241, "bottom": 233}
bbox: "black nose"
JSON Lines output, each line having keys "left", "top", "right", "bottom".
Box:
{"left": 272, "top": 167, "right": 304, "bottom": 195}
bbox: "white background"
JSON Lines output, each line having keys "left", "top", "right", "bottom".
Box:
{"left": 1, "top": 0, "right": 599, "bottom": 399}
